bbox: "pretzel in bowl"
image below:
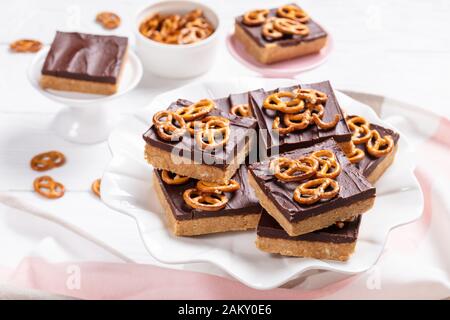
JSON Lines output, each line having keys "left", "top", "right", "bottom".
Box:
{"left": 294, "top": 88, "right": 328, "bottom": 105}
{"left": 152, "top": 111, "right": 186, "bottom": 141}
{"left": 230, "top": 104, "right": 251, "bottom": 117}
{"left": 33, "top": 176, "right": 65, "bottom": 199}
{"left": 196, "top": 179, "right": 240, "bottom": 193}
{"left": 96, "top": 11, "right": 121, "bottom": 29}
{"left": 10, "top": 39, "right": 42, "bottom": 53}
{"left": 270, "top": 156, "right": 318, "bottom": 182}
{"left": 161, "top": 170, "right": 190, "bottom": 185}
{"left": 273, "top": 18, "right": 309, "bottom": 36}
{"left": 186, "top": 115, "right": 229, "bottom": 136}
{"left": 183, "top": 188, "right": 228, "bottom": 211}
{"left": 195, "top": 118, "right": 230, "bottom": 150}
{"left": 242, "top": 9, "right": 269, "bottom": 26}
{"left": 276, "top": 5, "right": 309, "bottom": 24}
{"left": 263, "top": 92, "right": 305, "bottom": 114}
{"left": 262, "top": 17, "right": 284, "bottom": 40}
{"left": 293, "top": 177, "right": 340, "bottom": 205}
{"left": 366, "top": 130, "right": 394, "bottom": 158}
{"left": 30, "top": 151, "right": 66, "bottom": 172}
{"left": 178, "top": 26, "right": 210, "bottom": 44}
{"left": 311, "top": 150, "right": 342, "bottom": 179}
{"left": 176, "top": 99, "right": 215, "bottom": 121}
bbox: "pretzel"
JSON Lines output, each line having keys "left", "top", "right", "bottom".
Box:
{"left": 183, "top": 188, "right": 228, "bottom": 211}
{"left": 176, "top": 99, "right": 215, "bottom": 121}
{"left": 152, "top": 111, "right": 186, "bottom": 141}
{"left": 186, "top": 18, "right": 213, "bottom": 35}
{"left": 311, "top": 150, "right": 341, "bottom": 179}
{"left": 242, "top": 9, "right": 269, "bottom": 26}
{"left": 140, "top": 14, "right": 162, "bottom": 36}
{"left": 30, "top": 151, "right": 66, "bottom": 171}
{"left": 10, "top": 39, "right": 42, "bottom": 53}
{"left": 161, "top": 170, "right": 190, "bottom": 185}
{"left": 276, "top": 5, "right": 309, "bottom": 24}
{"left": 262, "top": 18, "right": 284, "bottom": 40}
{"left": 160, "top": 15, "right": 181, "bottom": 37}
{"left": 33, "top": 176, "right": 65, "bottom": 199}
{"left": 91, "top": 178, "right": 101, "bottom": 198}
{"left": 307, "top": 103, "right": 324, "bottom": 118}
{"left": 273, "top": 18, "right": 309, "bottom": 36}
{"left": 181, "top": 9, "right": 203, "bottom": 26}
{"left": 186, "top": 116, "right": 229, "bottom": 136}
{"left": 178, "top": 26, "right": 209, "bottom": 44}
{"left": 196, "top": 179, "right": 240, "bottom": 193}
{"left": 96, "top": 12, "right": 121, "bottom": 29}
{"left": 347, "top": 116, "right": 372, "bottom": 144}
{"left": 294, "top": 88, "right": 328, "bottom": 105}
{"left": 347, "top": 146, "right": 365, "bottom": 164}
{"left": 293, "top": 178, "right": 340, "bottom": 205}
{"left": 263, "top": 92, "right": 305, "bottom": 114}
{"left": 366, "top": 130, "right": 394, "bottom": 158}
{"left": 270, "top": 156, "right": 318, "bottom": 182}
{"left": 230, "top": 104, "right": 251, "bottom": 117}
{"left": 195, "top": 118, "right": 230, "bottom": 150}
{"left": 313, "top": 114, "right": 340, "bottom": 130}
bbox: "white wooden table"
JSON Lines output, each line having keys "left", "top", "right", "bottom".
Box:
{"left": 0, "top": 0, "right": 449, "bottom": 299}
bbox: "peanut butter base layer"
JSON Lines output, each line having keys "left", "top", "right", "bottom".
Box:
{"left": 153, "top": 171, "right": 260, "bottom": 236}
{"left": 366, "top": 144, "right": 398, "bottom": 184}
{"left": 40, "top": 75, "right": 118, "bottom": 95}
{"left": 248, "top": 173, "right": 375, "bottom": 236}
{"left": 145, "top": 141, "right": 250, "bottom": 184}
{"left": 234, "top": 23, "right": 327, "bottom": 65}
{"left": 255, "top": 235, "right": 356, "bottom": 261}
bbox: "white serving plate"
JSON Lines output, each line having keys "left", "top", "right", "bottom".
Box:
{"left": 101, "top": 77, "right": 423, "bottom": 290}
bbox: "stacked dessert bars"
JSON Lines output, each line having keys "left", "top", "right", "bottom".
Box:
{"left": 143, "top": 81, "right": 399, "bottom": 261}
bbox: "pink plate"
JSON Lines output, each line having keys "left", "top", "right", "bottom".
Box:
{"left": 226, "top": 29, "right": 334, "bottom": 78}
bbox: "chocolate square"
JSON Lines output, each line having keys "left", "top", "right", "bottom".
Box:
{"left": 257, "top": 209, "right": 361, "bottom": 244}
{"left": 154, "top": 165, "right": 262, "bottom": 220}
{"left": 41, "top": 31, "right": 128, "bottom": 84}
{"left": 143, "top": 99, "right": 258, "bottom": 169}
{"left": 235, "top": 4, "right": 327, "bottom": 48}
{"left": 248, "top": 138, "right": 375, "bottom": 223}
{"left": 250, "top": 81, "right": 351, "bottom": 155}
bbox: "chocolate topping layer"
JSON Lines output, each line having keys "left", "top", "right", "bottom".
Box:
{"left": 250, "top": 81, "right": 352, "bottom": 155}
{"left": 248, "top": 138, "right": 375, "bottom": 223}
{"left": 41, "top": 31, "right": 128, "bottom": 84}
{"left": 154, "top": 165, "right": 262, "bottom": 220}
{"left": 235, "top": 4, "right": 327, "bottom": 48}
{"left": 257, "top": 210, "right": 361, "bottom": 243}
{"left": 350, "top": 118, "right": 400, "bottom": 176}
{"left": 143, "top": 99, "right": 258, "bottom": 169}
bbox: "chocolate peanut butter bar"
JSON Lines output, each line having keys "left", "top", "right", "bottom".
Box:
{"left": 153, "top": 165, "right": 262, "bottom": 236}
{"left": 234, "top": 4, "right": 327, "bottom": 64}
{"left": 248, "top": 138, "right": 375, "bottom": 236}
{"left": 40, "top": 31, "right": 128, "bottom": 95}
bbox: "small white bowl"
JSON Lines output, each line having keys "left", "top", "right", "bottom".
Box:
{"left": 135, "top": 0, "right": 221, "bottom": 79}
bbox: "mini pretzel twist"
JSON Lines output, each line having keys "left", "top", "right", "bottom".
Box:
{"left": 10, "top": 39, "right": 42, "bottom": 53}
{"left": 294, "top": 178, "right": 340, "bottom": 205}
{"left": 161, "top": 170, "right": 190, "bottom": 185}
{"left": 311, "top": 150, "right": 342, "bottom": 179}
{"left": 195, "top": 118, "right": 230, "bottom": 150}
{"left": 276, "top": 5, "right": 310, "bottom": 24}
{"left": 366, "top": 130, "right": 394, "bottom": 158}
{"left": 178, "top": 26, "right": 209, "bottom": 44}
{"left": 96, "top": 12, "right": 121, "bottom": 29}
{"left": 312, "top": 113, "right": 340, "bottom": 130}
{"left": 152, "top": 111, "right": 186, "bottom": 141}
{"left": 230, "top": 104, "right": 251, "bottom": 117}
{"left": 33, "top": 176, "right": 65, "bottom": 199}
{"left": 30, "top": 151, "right": 66, "bottom": 171}
{"left": 269, "top": 156, "right": 318, "bottom": 182}
{"left": 263, "top": 92, "right": 305, "bottom": 114}
{"left": 242, "top": 9, "right": 269, "bottom": 26}
{"left": 347, "top": 145, "right": 365, "bottom": 164}
{"left": 347, "top": 116, "right": 372, "bottom": 145}
{"left": 186, "top": 116, "right": 229, "bottom": 136}
{"left": 262, "top": 17, "right": 284, "bottom": 40}
{"left": 91, "top": 178, "right": 101, "bottom": 197}
{"left": 183, "top": 188, "right": 228, "bottom": 211}
{"left": 294, "top": 88, "right": 328, "bottom": 105}
{"left": 273, "top": 18, "right": 309, "bottom": 36}
{"left": 176, "top": 99, "right": 215, "bottom": 121}
{"left": 196, "top": 179, "right": 240, "bottom": 193}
